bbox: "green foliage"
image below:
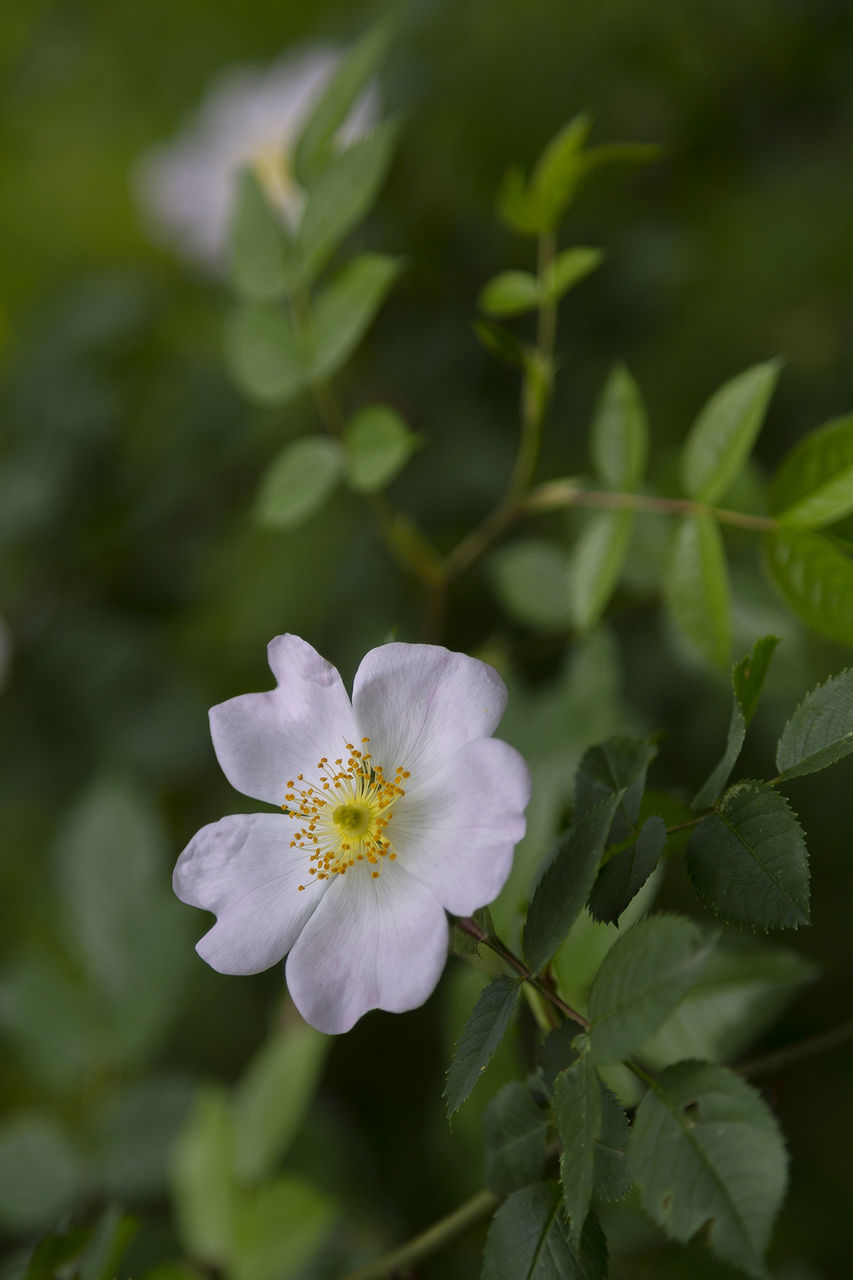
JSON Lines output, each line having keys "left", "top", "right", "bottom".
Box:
{"left": 692, "top": 635, "right": 779, "bottom": 808}
{"left": 763, "top": 528, "right": 853, "bottom": 646}
{"left": 344, "top": 403, "right": 417, "bottom": 493}
{"left": 589, "top": 364, "right": 649, "bottom": 490}
{"left": 229, "top": 169, "right": 295, "bottom": 302}
{"left": 482, "top": 1183, "right": 607, "bottom": 1280}
{"left": 253, "top": 437, "right": 345, "bottom": 529}
{"left": 444, "top": 976, "right": 521, "bottom": 1117}
{"left": 568, "top": 509, "right": 633, "bottom": 631}
{"left": 629, "top": 1062, "right": 788, "bottom": 1278}
{"left": 588, "top": 814, "right": 667, "bottom": 925}
{"left": 591, "top": 1084, "right": 632, "bottom": 1202}
{"left": 483, "top": 1083, "right": 549, "bottom": 1194}
{"left": 554, "top": 1053, "right": 601, "bottom": 1245}
{"left": 543, "top": 248, "right": 605, "bottom": 303}
{"left": 769, "top": 413, "right": 853, "bottom": 529}
{"left": 587, "top": 914, "right": 715, "bottom": 1064}
{"left": 489, "top": 539, "right": 572, "bottom": 629}
{"left": 0, "top": 1114, "right": 82, "bottom": 1231}
{"left": 664, "top": 514, "right": 731, "bottom": 669}
{"left": 479, "top": 271, "right": 542, "bottom": 318}
{"left": 225, "top": 303, "right": 309, "bottom": 405}
{"left": 574, "top": 735, "right": 657, "bottom": 835}
{"left": 170, "top": 1086, "right": 235, "bottom": 1265}
{"left": 687, "top": 780, "right": 810, "bottom": 929}
{"left": 231, "top": 1177, "right": 336, "bottom": 1280}
{"left": 680, "top": 359, "right": 781, "bottom": 504}
{"left": 775, "top": 668, "right": 853, "bottom": 779}
{"left": 311, "top": 252, "right": 403, "bottom": 381}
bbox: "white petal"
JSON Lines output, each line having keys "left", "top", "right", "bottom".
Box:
{"left": 285, "top": 862, "right": 449, "bottom": 1034}
{"left": 209, "top": 634, "right": 357, "bottom": 806}
{"left": 390, "top": 737, "right": 531, "bottom": 916}
{"left": 173, "top": 813, "right": 326, "bottom": 975}
{"left": 352, "top": 643, "right": 508, "bottom": 775}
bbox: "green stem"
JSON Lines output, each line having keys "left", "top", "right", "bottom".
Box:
{"left": 340, "top": 1188, "right": 499, "bottom": 1280}
{"left": 526, "top": 481, "right": 780, "bottom": 532}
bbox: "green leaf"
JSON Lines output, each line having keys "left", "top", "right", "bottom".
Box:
{"left": 531, "top": 112, "right": 594, "bottom": 229}
{"left": 523, "top": 796, "right": 621, "bottom": 975}
{"left": 629, "top": 1061, "right": 788, "bottom": 1278}
{"left": 769, "top": 414, "right": 853, "bottom": 529}
{"left": 0, "top": 1113, "right": 82, "bottom": 1231}
{"left": 293, "top": 23, "right": 393, "bottom": 186}
{"left": 542, "top": 247, "right": 604, "bottom": 303}
{"left": 554, "top": 1054, "right": 601, "bottom": 1245}
{"left": 568, "top": 508, "right": 633, "bottom": 631}
{"left": 590, "top": 364, "right": 649, "bottom": 490}
{"left": 593, "top": 1084, "right": 632, "bottom": 1202}
{"left": 228, "top": 169, "right": 294, "bottom": 301}
{"left": 763, "top": 528, "right": 853, "bottom": 647}
{"left": 232, "top": 1022, "right": 329, "bottom": 1184}
{"left": 574, "top": 735, "right": 658, "bottom": 833}
{"left": 232, "top": 1177, "right": 335, "bottom": 1280}
{"left": 344, "top": 404, "right": 417, "bottom": 494}
{"left": 253, "top": 437, "right": 344, "bottom": 530}
{"left": 78, "top": 1206, "right": 138, "bottom": 1280}
{"left": 444, "top": 975, "right": 521, "bottom": 1117}
{"left": 681, "top": 359, "right": 781, "bottom": 504}
{"left": 475, "top": 317, "right": 533, "bottom": 368}
{"left": 587, "top": 914, "right": 715, "bottom": 1065}
{"left": 775, "top": 668, "right": 853, "bottom": 779}
{"left": 299, "top": 117, "right": 400, "bottom": 279}
{"left": 578, "top": 141, "right": 661, "bottom": 177}
{"left": 169, "top": 1086, "right": 235, "bottom": 1265}
{"left": 692, "top": 635, "right": 780, "bottom": 809}
{"left": 311, "top": 252, "right": 402, "bottom": 381}
{"left": 479, "top": 270, "right": 542, "bottom": 317}
{"left": 686, "top": 780, "right": 810, "bottom": 929}
{"left": 225, "top": 303, "right": 309, "bottom": 405}
{"left": 664, "top": 515, "right": 731, "bottom": 669}
{"left": 496, "top": 165, "right": 545, "bottom": 236}
{"left": 588, "top": 814, "right": 667, "bottom": 925}
{"left": 483, "top": 1184, "right": 607, "bottom": 1280}
{"left": 489, "top": 539, "right": 572, "bottom": 629}
{"left": 25, "top": 1227, "right": 94, "bottom": 1280}
{"left": 483, "top": 1083, "right": 549, "bottom": 1195}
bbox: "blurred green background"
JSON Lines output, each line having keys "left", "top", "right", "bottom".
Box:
{"left": 2, "top": 0, "right": 853, "bottom": 1275}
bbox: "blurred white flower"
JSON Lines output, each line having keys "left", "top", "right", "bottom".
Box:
{"left": 133, "top": 48, "right": 377, "bottom": 268}
{"left": 173, "top": 635, "right": 531, "bottom": 1034}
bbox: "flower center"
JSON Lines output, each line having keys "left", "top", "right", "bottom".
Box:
{"left": 283, "top": 739, "right": 410, "bottom": 892}
{"left": 249, "top": 144, "right": 302, "bottom": 220}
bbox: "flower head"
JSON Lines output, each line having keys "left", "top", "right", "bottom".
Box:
{"left": 174, "top": 636, "right": 531, "bottom": 1033}
{"left": 133, "top": 48, "right": 377, "bottom": 268}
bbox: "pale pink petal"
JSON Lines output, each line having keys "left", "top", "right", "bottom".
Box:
{"left": 174, "top": 813, "right": 326, "bottom": 974}
{"left": 209, "top": 634, "right": 357, "bottom": 807}
{"left": 352, "top": 643, "right": 508, "bottom": 776}
{"left": 285, "top": 862, "right": 449, "bottom": 1034}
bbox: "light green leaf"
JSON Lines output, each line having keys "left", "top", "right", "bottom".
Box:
{"left": 232, "top": 1177, "right": 335, "bottom": 1280}
{"left": 686, "top": 780, "right": 810, "bottom": 929}
{"left": 232, "top": 1022, "right": 329, "bottom": 1184}
{"left": 554, "top": 1054, "right": 601, "bottom": 1246}
{"left": 776, "top": 668, "right": 853, "bottom": 779}
{"left": 479, "top": 270, "right": 542, "bottom": 317}
{"left": 0, "top": 1114, "right": 82, "bottom": 1231}
{"left": 587, "top": 914, "right": 715, "bottom": 1065}
{"left": 312, "top": 252, "right": 402, "bottom": 382}
{"left": 664, "top": 514, "right": 731, "bottom": 669}
{"left": 763, "top": 528, "right": 853, "bottom": 647}
{"left": 629, "top": 1062, "right": 787, "bottom": 1278}
{"left": 531, "top": 112, "right": 593, "bottom": 228}
{"left": 169, "top": 1087, "right": 235, "bottom": 1265}
{"left": 444, "top": 975, "right": 521, "bottom": 1117}
{"left": 228, "top": 169, "right": 294, "bottom": 301}
{"left": 496, "top": 164, "right": 545, "bottom": 237}
{"left": 769, "top": 414, "right": 853, "bottom": 529}
{"left": 541, "top": 247, "right": 604, "bottom": 303}
{"left": 588, "top": 814, "right": 667, "bottom": 925}
{"left": 681, "top": 359, "right": 781, "bottom": 504}
{"left": 483, "top": 1184, "right": 607, "bottom": 1280}
{"left": 569, "top": 508, "right": 633, "bottom": 631}
{"left": 254, "top": 437, "right": 344, "bottom": 530}
{"left": 489, "top": 539, "right": 572, "bottom": 629}
{"left": 590, "top": 364, "right": 648, "bottom": 490}
{"left": 483, "top": 1083, "right": 549, "bottom": 1195}
{"left": 225, "top": 304, "right": 309, "bottom": 405}
{"left": 344, "top": 404, "right": 417, "bottom": 493}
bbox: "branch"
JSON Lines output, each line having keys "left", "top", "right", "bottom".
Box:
{"left": 341, "top": 1188, "right": 499, "bottom": 1280}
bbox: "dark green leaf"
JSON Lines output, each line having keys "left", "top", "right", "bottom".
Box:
{"left": 228, "top": 169, "right": 294, "bottom": 301}
{"left": 664, "top": 515, "right": 731, "bottom": 669}
{"left": 483, "top": 1184, "right": 607, "bottom": 1280}
{"left": 590, "top": 364, "right": 648, "bottom": 490}
{"left": 79, "top": 1206, "right": 138, "bottom": 1280}
{"left": 775, "top": 668, "right": 853, "bottom": 779}
{"left": 568, "top": 508, "right": 633, "bottom": 632}
{"left": 587, "top": 914, "right": 715, "bottom": 1065}
{"left": 311, "top": 252, "right": 402, "bottom": 381}
{"left": 25, "top": 1227, "right": 93, "bottom": 1280}
{"left": 475, "top": 318, "right": 532, "bottom": 368}
{"left": 489, "top": 539, "right": 572, "bottom": 629}
{"left": 540, "top": 1022, "right": 580, "bottom": 1092}
{"left": 593, "top": 1083, "right": 632, "bottom": 1202}
{"left": 687, "top": 780, "right": 810, "bottom": 929}
{"left": 769, "top": 414, "right": 853, "bottom": 529}
{"left": 629, "top": 1061, "right": 787, "bottom": 1278}
{"left": 588, "top": 814, "right": 667, "bottom": 925}
{"left": 523, "top": 796, "right": 621, "bottom": 975}
{"left": 681, "top": 360, "right": 781, "bottom": 504}
{"left": 253, "top": 437, "right": 344, "bottom": 530}
{"left": 225, "top": 303, "right": 309, "bottom": 405}
{"left": 541, "top": 248, "right": 604, "bottom": 303}
{"left": 444, "top": 976, "right": 521, "bottom": 1117}
{"left": 554, "top": 1054, "right": 601, "bottom": 1245}
{"left": 483, "top": 1083, "right": 549, "bottom": 1195}
{"left": 763, "top": 528, "right": 853, "bottom": 647}
{"left": 575, "top": 736, "right": 658, "bottom": 831}
{"left": 344, "top": 404, "right": 417, "bottom": 493}
{"left": 479, "top": 270, "right": 542, "bottom": 317}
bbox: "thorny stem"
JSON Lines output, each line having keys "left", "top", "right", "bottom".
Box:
{"left": 340, "top": 1189, "right": 499, "bottom": 1280}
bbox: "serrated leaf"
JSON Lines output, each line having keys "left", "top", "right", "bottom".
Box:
{"left": 569, "top": 508, "right": 633, "bottom": 631}
{"left": 588, "top": 814, "right": 667, "bottom": 925}
{"left": 225, "top": 304, "right": 309, "bottom": 405}
{"left": 763, "top": 528, "right": 853, "bottom": 647}
{"left": 489, "top": 538, "right": 572, "bottom": 629}
{"left": 629, "top": 1061, "right": 787, "bottom": 1278}
{"left": 479, "top": 271, "right": 542, "bottom": 317}
{"left": 664, "top": 514, "right": 731, "bottom": 669}
{"left": 541, "top": 248, "right": 604, "bottom": 303}
{"left": 483, "top": 1083, "right": 549, "bottom": 1195}
{"left": 593, "top": 1083, "right": 632, "bottom": 1202}
{"left": 687, "top": 780, "right": 809, "bottom": 929}
{"left": 681, "top": 360, "right": 781, "bottom": 504}
{"left": 523, "top": 796, "right": 621, "bottom": 975}
{"left": 231, "top": 1177, "right": 335, "bottom": 1280}
{"left": 769, "top": 414, "right": 853, "bottom": 529}
{"left": 483, "top": 1184, "right": 607, "bottom": 1280}
{"left": 228, "top": 169, "right": 294, "bottom": 301}
{"left": 590, "top": 364, "right": 648, "bottom": 490}
{"left": 311, "top": 252, "right": 402, "bottom": 381}
{"left": 587, "top": 915, "right": 715, "bottom": 1065}
{"left": 343, "top": 403, "right": 416, "bottom": 493}
{"left": 554, "top": 1054, "right": 601, "bottom": 1245}
{"left": 170, "top": 1087, "right": 235, "bottom": 1265}
{"left": 253, "top": 437, "right": 344, "bottom": 530}
{"left": 575, "top": 736, "right": 658, "bottom": 832}
{"left": 775, "top": 668, "right": 853, "bottom": 779}
{"left": 444, "top": 975, "right": 521, "bottom": 1117}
